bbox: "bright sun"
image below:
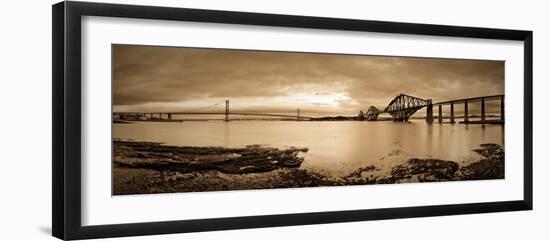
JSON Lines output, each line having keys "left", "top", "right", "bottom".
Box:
{"left": 287, "top": 92, "right": 351, "bottom": 106}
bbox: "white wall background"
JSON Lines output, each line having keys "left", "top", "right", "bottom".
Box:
{"left": 0, "top": 0, "right": 547, "bottom": 240}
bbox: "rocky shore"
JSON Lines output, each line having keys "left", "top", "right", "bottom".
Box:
{"left": 113, "top": 141, "right": 504, "bottom": 195}
{"left": 114, "top": 141, "right": 308, "bottom": 174}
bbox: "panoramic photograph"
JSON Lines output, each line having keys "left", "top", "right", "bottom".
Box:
{"left": 112, "top": 44, "right": 505, "bottom": 195}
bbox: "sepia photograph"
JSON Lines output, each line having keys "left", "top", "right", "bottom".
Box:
{"left": 112, "top": 44, "right": 505, "bottom": 195}
{"left": 48, "top": 2, "right": 535, "bottom": 240}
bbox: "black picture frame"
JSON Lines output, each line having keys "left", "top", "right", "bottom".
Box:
{"left": 52, "top": 1, "right": 533, "bottom": 240}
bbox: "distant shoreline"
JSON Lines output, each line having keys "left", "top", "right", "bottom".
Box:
{"left": 112, "top": 113, "right": 504, "bottom": 123}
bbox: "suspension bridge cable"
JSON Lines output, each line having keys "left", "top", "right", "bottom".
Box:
{"left": 184, "top": 101, "right": 225, "bottom": 112}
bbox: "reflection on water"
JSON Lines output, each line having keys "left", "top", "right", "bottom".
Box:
{"left": 113, "top": 120, "right": 503, "bottom": 177}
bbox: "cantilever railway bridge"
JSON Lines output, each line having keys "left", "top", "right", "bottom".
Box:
{"left": 367, "top": 93, "right": 504, "bottom": 124}
{"left": 114, "top": 94, "right": 504, "bottom": 124}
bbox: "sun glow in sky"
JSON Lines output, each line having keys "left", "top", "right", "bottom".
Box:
{"left": 113, "top": 45, "right": 504, "bottom": 116}
{"left": 115, "top": 91, "right": 354, "bottom": 116}
{"left": 286, "top": 92, "right": 352, "bottom": 106}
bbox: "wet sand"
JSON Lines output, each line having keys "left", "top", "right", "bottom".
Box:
{"left": 113, "top": 141, "right": 504, "bottom": 195}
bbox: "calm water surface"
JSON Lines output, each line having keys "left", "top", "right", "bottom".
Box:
{"left": 113, "top": 121, "right": 504, "bottom": 176}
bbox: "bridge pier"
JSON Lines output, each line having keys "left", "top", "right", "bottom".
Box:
{"left": 426, "top": 99, "right": 433, "bottom": 123}
{"left": 450, "top": 103, "right": 455, "bottom": 124}
{"left": 297, "top": 108, "right": 300, "bottom": 121}
{"left": 168, "top": 113, "right": 172, "bottom": 120}
{"left": 438, "top": 104, "right": 442, "bottom": 124}
{"left": 464, "top": 101, "right": 469, "bottom": 124}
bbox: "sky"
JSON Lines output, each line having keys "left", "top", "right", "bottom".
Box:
{"left": 112, "top": 44, "right": 504, "bottom": 117}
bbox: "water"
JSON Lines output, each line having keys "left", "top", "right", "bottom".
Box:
{"left": 113, "top": 121, "right": 504, "bottom": 177}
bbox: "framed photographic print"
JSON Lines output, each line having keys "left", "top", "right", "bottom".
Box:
{"left": 52, "top": 1, "right": 533, "bottom": 240}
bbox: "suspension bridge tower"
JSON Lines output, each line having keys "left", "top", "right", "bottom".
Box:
{"left": 225, "top": 100, "right": 229, "bottom": 121}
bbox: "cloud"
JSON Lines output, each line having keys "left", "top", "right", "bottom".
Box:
{"left": 113, "top": 44, "right": 504, "bottom": 115}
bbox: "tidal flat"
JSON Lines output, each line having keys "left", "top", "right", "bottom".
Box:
{"left": 112, "top": 141, "right": 504, "bottom": 195}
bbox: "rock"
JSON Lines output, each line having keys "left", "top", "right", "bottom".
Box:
{"left": 459, "top": 144, "right": 504, "bottom": 180}
{"left": 113, "top": 141, "right": 309, "bottom": 174}
{"left": 391, "top": 158, "right": 459, "bottom": 181}
{"left": 113, "top": 141, "right": 505, "bottom": 195}
{"left": 345, "top": 165, "right": 377, "bottom": 178}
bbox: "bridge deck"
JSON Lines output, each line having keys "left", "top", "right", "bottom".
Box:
{"left": 113, "top": 112, "right": 312, "bottom": 119}
{"left": 433, "top": 94, "right": 504, "bottom": 105}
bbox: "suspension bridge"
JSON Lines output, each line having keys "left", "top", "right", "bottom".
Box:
{"left": 114, "top": 94, "right": 504, "bottom": 124}
{"left": 113, "top": 100, "right": 312, "bottom": 121}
